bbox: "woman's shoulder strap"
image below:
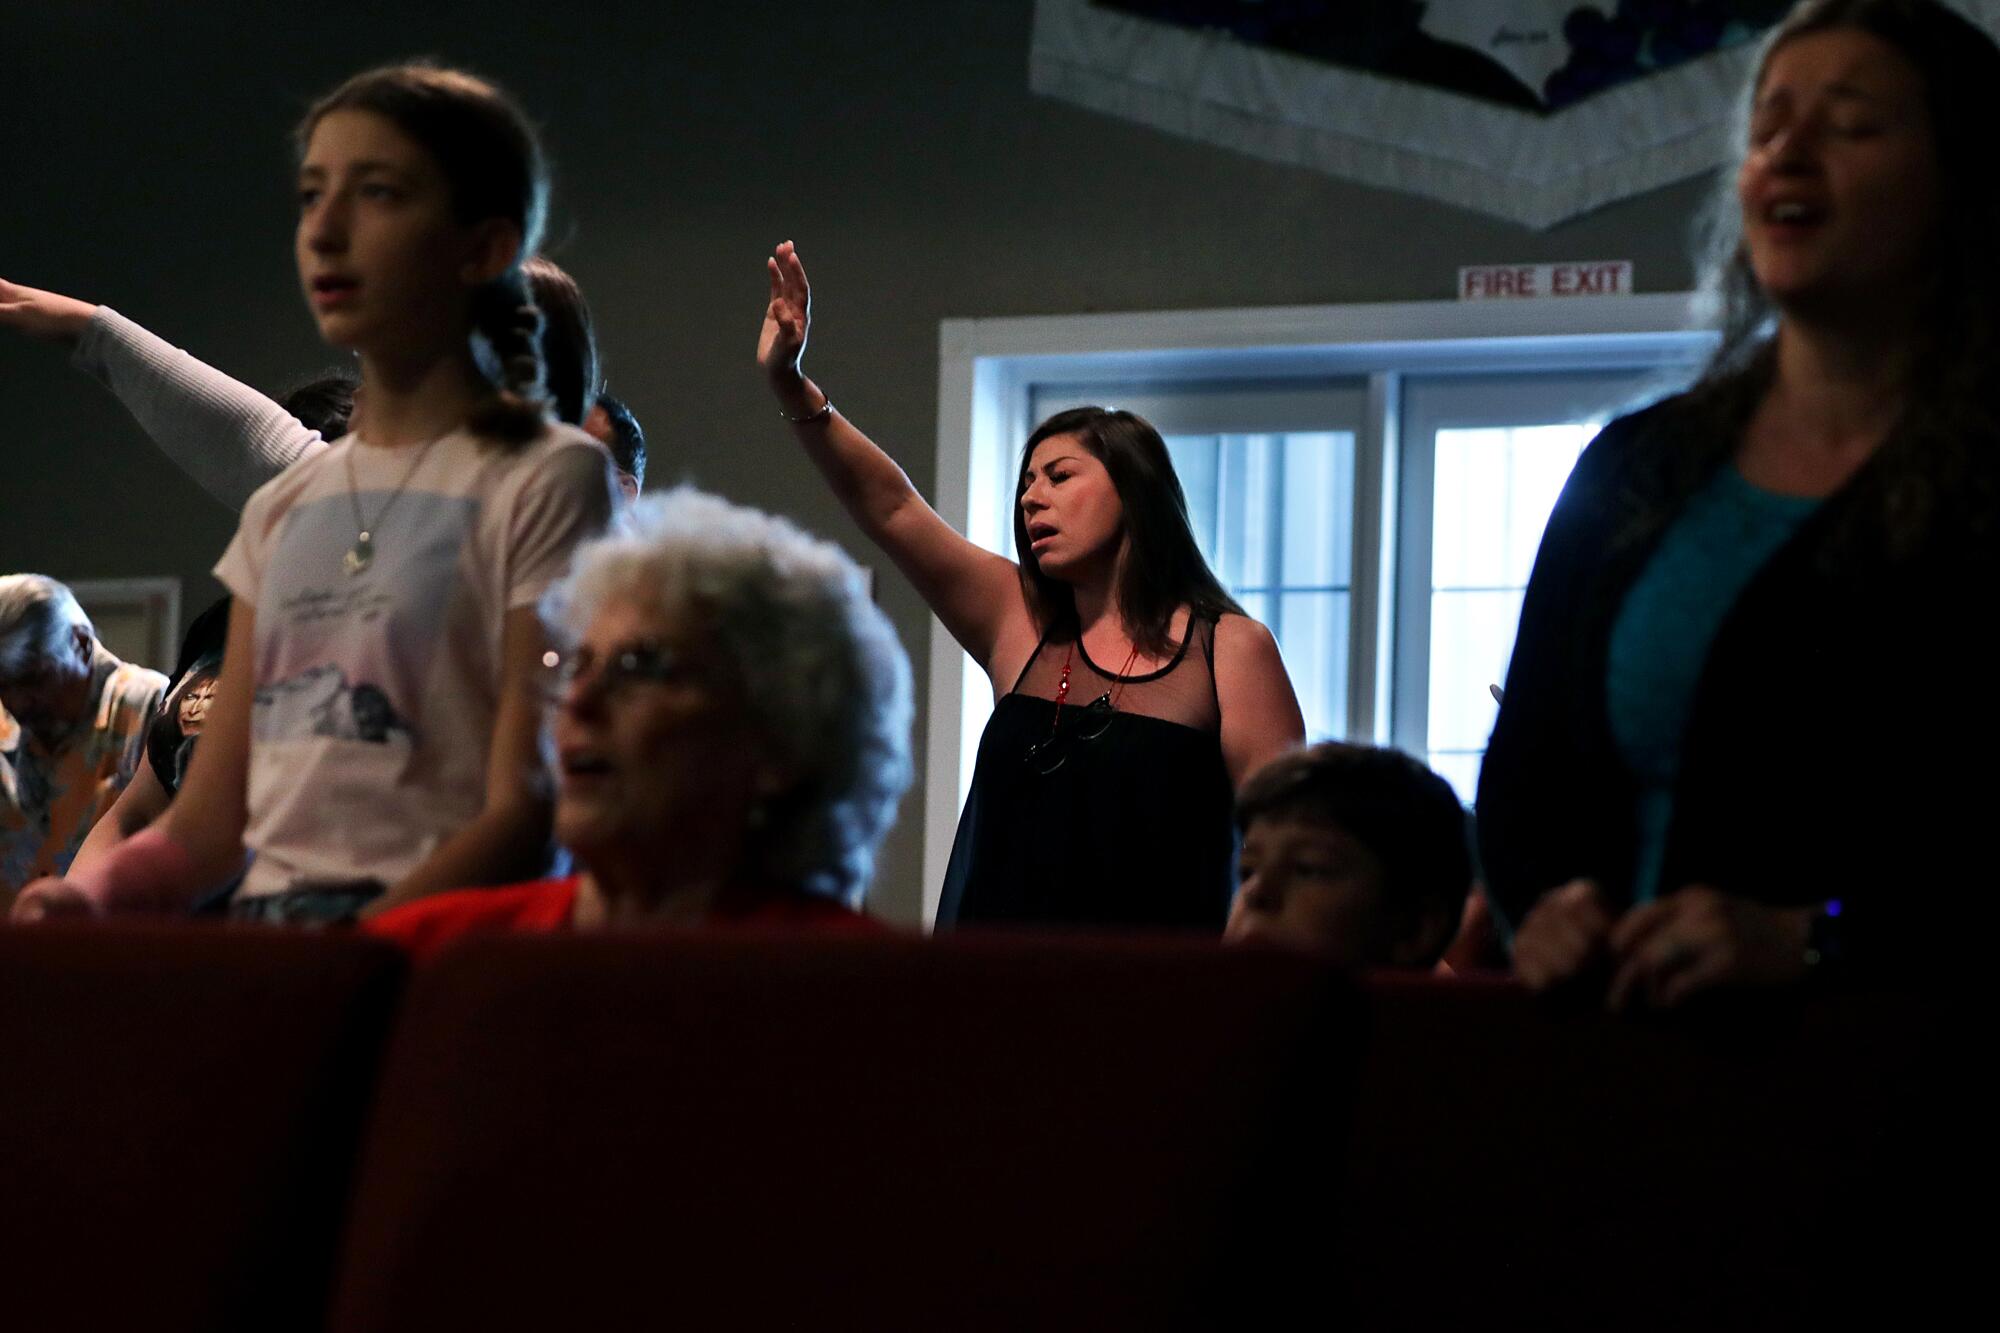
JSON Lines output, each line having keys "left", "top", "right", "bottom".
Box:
{"left": 1006, "top": 623, "right": 1058, "bottom": 694}
{"left": 1202, "top": 612, "right": 1226, "bottom": 710}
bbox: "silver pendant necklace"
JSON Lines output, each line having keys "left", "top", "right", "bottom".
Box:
{"left": 342, "top": 436, "right": 442, "bottom": 576}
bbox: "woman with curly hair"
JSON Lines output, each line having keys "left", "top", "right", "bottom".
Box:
{"left": 367, "top": 487, "right": 913, "bottom": 956}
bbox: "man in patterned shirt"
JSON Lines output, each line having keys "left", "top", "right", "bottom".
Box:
{"left": 1, "top": 574, "right": 166, "bottom": 901}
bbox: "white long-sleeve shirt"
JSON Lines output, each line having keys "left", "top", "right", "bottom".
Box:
{"left": 73, "top": 307, "right": 326, "bottom": 511}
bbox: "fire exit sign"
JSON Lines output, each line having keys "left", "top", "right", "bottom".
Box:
{"left": 1459, "top": 261, "right": 1633, "bottom": 300}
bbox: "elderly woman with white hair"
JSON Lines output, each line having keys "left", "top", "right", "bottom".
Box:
{"left": 366, "top": 487, "right": 914, "bottom": 958}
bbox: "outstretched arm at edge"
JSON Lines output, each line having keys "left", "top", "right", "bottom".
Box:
{"left": 74, "top": 307, "right": 323, "bottom": 509}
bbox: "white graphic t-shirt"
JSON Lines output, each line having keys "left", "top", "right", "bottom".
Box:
{"left": 214, "top": 424, "right": 615, "bottom": 900}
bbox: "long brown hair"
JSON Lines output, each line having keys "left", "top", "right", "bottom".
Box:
{"left": 299, "top": 63, "right": 553, "bottom": 447}
{"left": 1013, "top": 407, "right": 1243, "bottom": 656}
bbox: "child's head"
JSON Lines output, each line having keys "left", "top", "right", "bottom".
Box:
{"left": 278, "top": 371, "right": 359, "bottom": 439}
{"left": 1226, "top": 742, "right": 1470, "bottom": 967}
{"left": 587, "top": 390, "right": 647, "bottom": 498}
{"left": 294, "top": 63, "right": 552, "bottom": 443}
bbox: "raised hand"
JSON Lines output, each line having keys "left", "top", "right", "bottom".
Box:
{"left": 0, "top": 277, "right": 98, "bottom": 345}
{"left": 758, "top": 240, "right": 811, "bottom": 386}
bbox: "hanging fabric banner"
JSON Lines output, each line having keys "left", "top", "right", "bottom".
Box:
{"left": 1029, "top": 0, "right": 2000, "bottom": 229}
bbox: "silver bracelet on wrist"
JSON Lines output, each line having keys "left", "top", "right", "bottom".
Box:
{"left": 782, "top": 395, "right": 834, "bottom": 425}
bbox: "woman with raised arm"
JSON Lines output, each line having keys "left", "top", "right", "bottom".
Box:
{"left": 12, "top": 62, "right": 616, "bottom": 926}
{"left": 759, "top": 242, "right": 1304, "bottom": 930}
{"left": 1482, "top": 0, "right": 2000, "bottom": 1006}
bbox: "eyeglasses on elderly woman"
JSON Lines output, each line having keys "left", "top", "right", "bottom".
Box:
{"left": 538, "top": 640, "right": 708, "bottom": 702}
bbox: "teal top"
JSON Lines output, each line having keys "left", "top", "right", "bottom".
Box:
{"left": 1604, "top": 464, "right": 1821, "bottom": 904}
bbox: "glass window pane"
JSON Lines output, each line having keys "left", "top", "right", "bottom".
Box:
{"left": 1228, "top": 435, "right": 1277, "bottom": 589}
{"left": 1426, "top": 422, "right": 1595, "bottom": 800}
{"left": 1280, "top": 432, "right": 1354, "bottom": 587}
{"left": 1426, "top": 750, "right": 1485, "bottom": 806}
{"left": 1275, "top": 590, "right": 1349, "bottom": 741}
{"left": 1503, "top": 425, "right": 1594, "bottom": 584}
{"left": 1426, "top": 587, "right": 1523, "bottom": 753}
{"left": 1430, "top": 428, "right": 1509, "bottom": 591}
{"left": 1165, "top": 435, "right": 1220, "bottom": 560}
{"left": 1236, "top": 589, "right": 1273, "bottom": 630}
{"left": 1177, "top": 430, "right": 1356, "bottom": 745}
{"left": 1209, "top": 435, "right": 1247, "bottom": 587}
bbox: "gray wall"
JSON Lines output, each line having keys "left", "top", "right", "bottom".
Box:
{"left": 0, "top": 1, "right": 1715, "bottom": 924}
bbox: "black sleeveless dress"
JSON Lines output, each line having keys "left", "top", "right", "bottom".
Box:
{"left": 937, "top": 616, "right": 1236, "bottom": 930}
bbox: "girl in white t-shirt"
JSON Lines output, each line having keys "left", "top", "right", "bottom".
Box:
{"left": 14, "top": 63, "right": 616, "bottom": 924}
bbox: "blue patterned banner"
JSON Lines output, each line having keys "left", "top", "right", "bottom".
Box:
{"left": 1034, "top": 0, "right": 1999, "bottom": 226}
{"left": 1095, "top": 2, "right": 1791, "bottom": 109}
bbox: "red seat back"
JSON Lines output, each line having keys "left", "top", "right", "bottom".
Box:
{"left": 330, "top": 932, "right": 1355, "bottom": 1332}
{"left": 1337, "top": 975, "right": 1958, "bottom": 1330}
{"left": 0, "top": 923, "right": 404, "bottom": 1333}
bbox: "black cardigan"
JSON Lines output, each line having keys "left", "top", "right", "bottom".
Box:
{"left": 1476, "top": 392, "right": 1998, "bottom": 973}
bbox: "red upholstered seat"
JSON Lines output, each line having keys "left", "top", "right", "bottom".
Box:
{"left": 0, "top": 923, "right": 404, "bottom": 1333}
{"left": 329, "top": 932, "right": 1357, "bottom": 1332}
{"left": 1337, "top": 974, "right": 1961, "bottom": 1331}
